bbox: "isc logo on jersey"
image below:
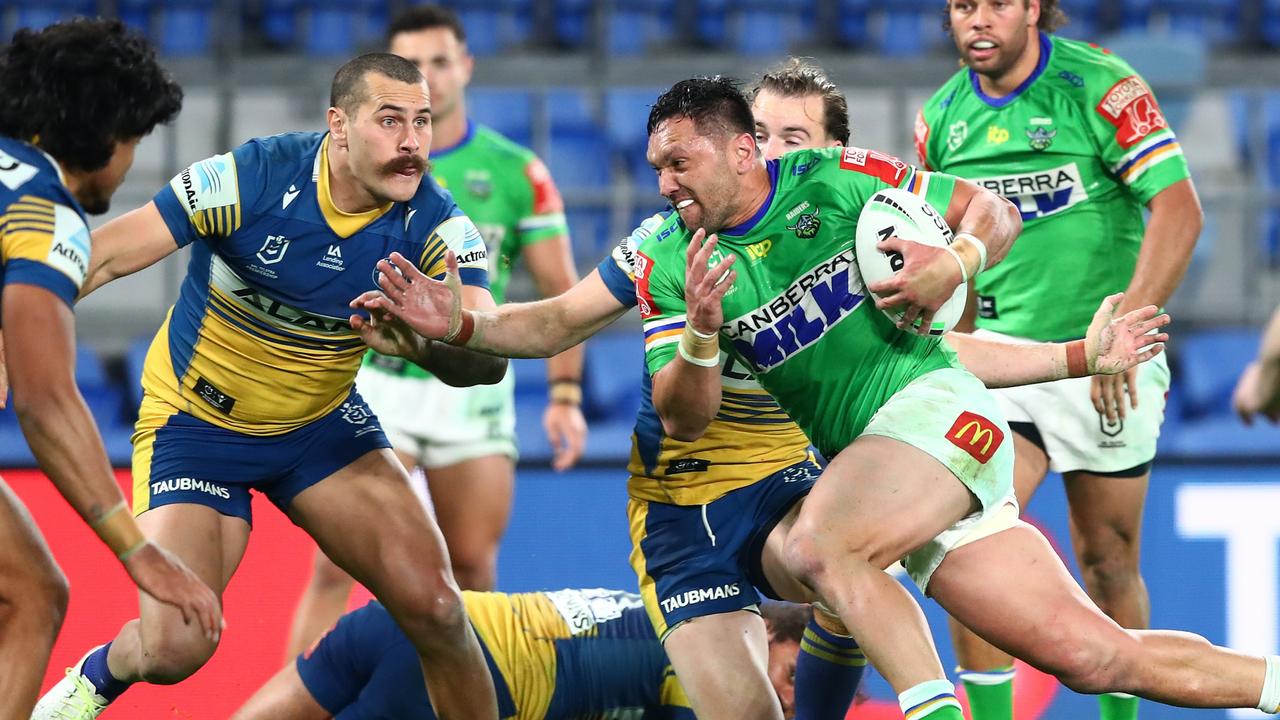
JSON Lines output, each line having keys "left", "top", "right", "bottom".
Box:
{"left": 722, "top": 249, "right": 863, "bottom": 371}
{"left": 171, "top": 153, "right": 238, "bottom": 217}
{"left": 973, "top": 162, "right": 1089, "bottom": 222}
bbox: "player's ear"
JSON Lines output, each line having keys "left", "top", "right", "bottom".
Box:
{"left": 328, "top": 107, "right": 349, "bottom": 146}
{"left": 1026, "top": 0, "right": 1041, "bottom": 27}
{"left": 733, "top": 131, "right": 757, "bottom": 172}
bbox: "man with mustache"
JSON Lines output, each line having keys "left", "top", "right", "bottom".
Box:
{"left": 918, "top": 3, "right": 1203, "bottom": 719}
{"left": 287, "top": 5, "right": 587, "bottom": 661}
{"left": 34, "top": 53, "right": 504, "bottom": 720}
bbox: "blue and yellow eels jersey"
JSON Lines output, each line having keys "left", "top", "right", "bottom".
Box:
{"left": 0, "top": 137, "right": 91, "bottom": 311}
{"left": 147, "top": 131, "right": 488, "bottom": 435}
{"left": 467, "top": 588, "right": 692, "bottom": 718}
{"left": 596, "top": 229, "right": 813, "bottom": 506}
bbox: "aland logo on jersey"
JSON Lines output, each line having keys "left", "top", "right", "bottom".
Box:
{"left": 722, "top": 249, "right": 862, "bottom": 371}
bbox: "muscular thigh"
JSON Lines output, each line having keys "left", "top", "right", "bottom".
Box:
{"left": 425, "top": 455, "right": 514, "bottom": 553}
{"left": 663, "top": 610, "right": 781, "bottom": 720}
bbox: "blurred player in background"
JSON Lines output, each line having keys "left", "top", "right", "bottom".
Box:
{"left": 240, "top": 589, "right": 810, "bottom": 720}
{"left": 287, "top": 4, "right": 586, "bottom": 660}
{"left": 34, "top": 54, "right": 503, "bottom": 720}
{"left": 917, "top": 2, "right": 1203, "bottom": 718}
{"left": 1234, "top": 307, "right": 1280, "bottom": 424}
{"left": 0, "top": 18, "right": 222, "bottom": 718}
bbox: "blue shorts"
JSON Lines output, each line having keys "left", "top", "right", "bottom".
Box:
{"left": 131, "top": 389, "right": 391, "bottom": 524}
{"left": 296, "top": 601, "right": 516, "bottom": 720}
{"left": 627, "top": 459, "right": 820, "bottom": 639}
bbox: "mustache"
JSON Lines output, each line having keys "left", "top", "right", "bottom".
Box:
{"left": 382, "top": 155, "right": 429, "bottom": 174}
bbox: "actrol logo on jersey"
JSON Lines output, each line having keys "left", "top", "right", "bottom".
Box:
{"left": 722, "top": 249, "right": 863, "bottom": 372}
{"left": 972, "top": 162, "right": 1089, "bottom": 222}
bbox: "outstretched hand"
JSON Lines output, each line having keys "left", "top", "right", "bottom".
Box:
{"left": 350, "top": 251, "right": 462, "bottom": 344}
{"left": 1084, "top": 292, "right": 1170, "bottom": 423}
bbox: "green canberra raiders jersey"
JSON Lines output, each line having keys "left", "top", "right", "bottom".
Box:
{"left": 636, "top": 147, "right": 963, "bottom": 458}
{"left": 364, "top": 120, "right": 569, "bottom": 378}
{"left": 917, "top": 32, "right": 1190, "bottom": 341}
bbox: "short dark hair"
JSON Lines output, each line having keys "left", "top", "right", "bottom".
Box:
{"left": 750, "top": 57, "right": 850, "bottom": 144}
{"left": 330, "top": 53, "right": 425, "bottom": 114}
{"left": 760, "top": 601, "right": 810, "bottom": 644}
{"left": 0, "top": 18, "right": 181, "bottom": 173}
{"left": 387, "top": 5, "right": 466, "bottom": 45}
{"left": 943, "top": 0, "right": 1068, "bottom": 33}
{"left": 646, "top": 76, "right": 755, "bottom": 140}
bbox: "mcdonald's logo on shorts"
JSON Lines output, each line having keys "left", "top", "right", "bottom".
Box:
{"left": 946, "top": 411, "right": 1004, "bottom": 464}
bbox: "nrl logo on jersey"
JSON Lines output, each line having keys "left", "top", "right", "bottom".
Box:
{"left": 722, "top": 249, "right": 863, "bottom": 371}
{"left": 256, "top": 234, "right": 290, "bottom": 265}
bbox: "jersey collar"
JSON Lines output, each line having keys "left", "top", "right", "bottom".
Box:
{"left": 430, "top": 118, "right": 476, "bottom": 159}
{"left": 720, "top": 160, "right": 780, "bottom": 237}
{"left": 968, "top": 31, "right": 1053, "bottom": 109}
{"left": 316, "top": 133, "right": 394, "bottom": 239}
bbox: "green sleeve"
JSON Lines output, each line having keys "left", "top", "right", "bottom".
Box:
{"left": 831, "top": 147, "right": 957, "bottom": 219}
{"left": 1083, "top": 59, "right": 1191, "bottom": 205}
{"left": 514, "top": 155, "right": 570, "bottom": 247}
{"left": 634, "top": 236, "right": 687, "bottom": 377}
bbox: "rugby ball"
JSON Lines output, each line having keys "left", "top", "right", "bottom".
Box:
{"left": 855, "top": 187, "right": 967, "bottom": 335}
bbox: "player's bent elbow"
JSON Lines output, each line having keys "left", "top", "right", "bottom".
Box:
{"left": 660, "top": 415, "right": 709, "bottom": 443}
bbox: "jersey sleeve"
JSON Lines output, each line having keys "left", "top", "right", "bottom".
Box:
{"left": 834, "top": 146, "right": 958, "bottom": 218}
{"left": 597, "top": 212, "right": 669, "bottom": 307}
{"left": 1084, "top": 60, "right": 1190, "bottom": 204}
{"left": 514, "top": 155, "right": 570, "bottom": 247}
{"left": 635, "top": 241, "right": 687, "bottom": 377}
{"left": 914, "top": 108, "right": 935, "bottom": 171}
{"left": 154, "top": 140, "right": 264, "bottom": 248}
{"left": 419, "top": 207, "right": 490, "bottom": 288}
{"left": 0, "top": 196, "right": 90, "bottom": 307}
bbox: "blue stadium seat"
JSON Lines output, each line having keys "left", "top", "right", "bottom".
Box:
{"left": 156, "top": 0, "right": 215, "bottom": 57}
{"left": 511, "top": 357, "right": 549, "bottom": 399}
{"left": 0, "top": 425, "right": 33, "bottom": 466}
{"left": 1175, "top": 328, "right": 1261, "bottom": 418}
{"left": 577, "top": 418, "right": 636, "bottom": 464}
{"left": 117, "top": 0, "right": 155, "bottom": 37}
{"left": 11, "top": 0, "right": 96, "bottom": 34}
{"left": 456, "top": 7, "right": 503, "bottom": 56}
{"left": 547, "top": 125, "right": 611, "bottom": 190}
{"left": 832, "top": 0, "right": 871, "bottom": 47}
{"left": 467, "top": 88, "right": 534, "bottom": 147}
{"left": 1052, "top": 0, "right": 1101, "bottom": 40}
{"left": 608, "top": 0, "right": 676, "bottom": 56}
{"left": 75, "top": 344, "right": 109, "bottom": 390}
{"left": 1157, "top": 0, "right": 1241, "bottom": 47}
{"left": 564, "top": 207, "right": 611, "bottom": 261}
{"left": 1266, "top": 0, "right": 1280, "bottom": 48}
{"left": 546, "top": 88, "right": 595, "bottom": 133}
{"left": 730, "top": 0, "right": 814, "bottom": 57}
{"left": 696, "top": 0, "right": 731, "bottom": 47}
{"left": 874, "top": 2, "right": 948, "bottom": 58}
{"left": 1259, "top": 90, "right": 1280, "bottom": 263}
{"left": 605, "top": 87, "right": 664, "bottom": 188}
{"left": 513, "top": 398, "right": 554, "bottom": 463}
{"left": 261, "top": 0, "right": 301, "bottom": 48}
{"left": 1119, "top": 0, "right": 1155, "bottom": 31}
{"left": 552, "top": 0, "right": 593, "bottom": 49}
{"left": 584, "top": 332, "right": 644, "bottom": 422}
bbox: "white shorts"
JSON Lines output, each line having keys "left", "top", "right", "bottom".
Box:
{"left": 974, "top": 329, "right": 1170, "bottom": 475}
{"left": 860, "top": 367, "right": 1018, "bottom": 591}
{"left": 354, "top": 365, "right": 517, "bottom": 469}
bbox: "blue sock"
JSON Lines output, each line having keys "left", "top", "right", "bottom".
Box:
{"left": 793, "top": 618, "right": 867, "bottom": 720}
{"left": 80, "top": 643, "right": 131, "bottom": 702}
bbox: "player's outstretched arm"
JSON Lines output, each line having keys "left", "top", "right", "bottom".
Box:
{"left": 1233, "top": 304, "right": 1280, "bottom": 425}
{"left": 351, "top": 251, "right": 631, "bottom": 358}
{"left": 651, "top": 230, "right": 734, "bottom": 442}
{"left": 947, "top": 293, "right": 1169, "bottom": 388}
{"left": 4, "top": 283, "right": 223, "bottom": 641}
{"left": 80, "top": 201, "right": 182, "bottom": 297}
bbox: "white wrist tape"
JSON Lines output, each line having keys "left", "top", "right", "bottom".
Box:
{"left": 954, "top": 232, "right": 988, "bottom": 275}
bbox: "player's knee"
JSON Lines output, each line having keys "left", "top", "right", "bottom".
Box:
{"left": 448, "top": 550, "right": 497, "bottom": 592}
{"left": 1049, "top": 637, "right": 1129, "bottom": 695}
{"left": 389, "top": 577, "right": 467, "bottom": 640}
{"left": 781, "top": 526, "right": 827, "bottom": 588}
{"left": 7, "top": 557, "right": 70, "bottom": 636}
{"left": 137, "top": 630, "right": 217, "bottom": 685}
{"left": 1077, "top": 545, "right": 1142, "bottom": 595}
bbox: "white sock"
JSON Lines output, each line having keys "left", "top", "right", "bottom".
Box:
{"left": 1258, "top": 655, "right": 1280, "bottom": 714}
{"left": 898, "top": 678, "right": 961, "bottom": 718}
